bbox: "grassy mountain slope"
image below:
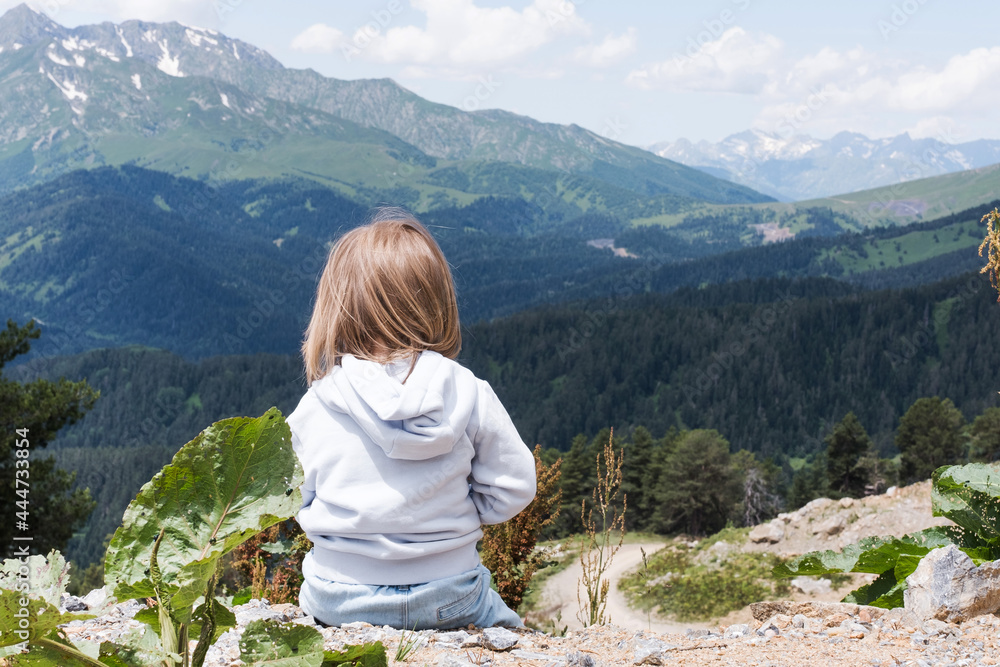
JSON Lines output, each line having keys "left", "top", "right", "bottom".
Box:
{"left": 15, "top": 267, "right": 1000, "bottom": 568}
{"left": 0, "top": 167, "right": 660, "bottom": 357}
{"left": 0, "top": 4, "right": 772, "bottom": 212}
{"left": 1, "top": 167, "right": 995, "bottom": 360}
{"left": 631, "top": 163, "right": 1000, "bottom": 238}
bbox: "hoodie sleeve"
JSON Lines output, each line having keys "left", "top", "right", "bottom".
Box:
{"left": 290, "top": 423, "right": 316, "bottom": 513}
{"left": 468, "top": 380, "right": 537, "bottom": 525}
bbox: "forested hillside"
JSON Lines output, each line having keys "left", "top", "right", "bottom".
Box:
{"left": 16, "top": 266, "right": 1000, "bottom": 568}
{"left": 3, "top": 168, "right": 995, "bottom": 361}
{"left": 461, "top": 271, "right": 999, "bottom": 456}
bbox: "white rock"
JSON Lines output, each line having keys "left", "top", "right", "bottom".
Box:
{"left": 749, "top": 521, "right": 785, "bottom": 544}
{"left": 904, "top": 545, "right": 1000, "bottom": 623}
{"left": 791, "top": 576, "right": 833, "bottom": 596}
{"left": 801, "top": 498, "right": 834, "bottom": 514}
{"left": 481, "top": 626, "right": 519, "bottom": 651}
{"left": 81, "top": 586, "right": 115, "bottom": 613}
{"left": 838, "top": 497, "right": 855, "bottom": 508}
{"left": 812, "top": 516, "right": 846, "bottom": 536}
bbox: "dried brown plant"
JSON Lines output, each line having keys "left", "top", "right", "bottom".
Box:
{"left": 481, "top": 444, "right": 563, "bottom": 611}
{"left": 230, "top": 519, "right": 310, "bottom": 604}
{"left": 978, "top": 208, "right": 1000, "bottom": 300}
{"left": 576, "top": 429, "right": 626, "bottom": 627}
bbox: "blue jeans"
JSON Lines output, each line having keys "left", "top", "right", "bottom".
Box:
{"left": 299, "top": 553, "right": 522, "bottom": 630}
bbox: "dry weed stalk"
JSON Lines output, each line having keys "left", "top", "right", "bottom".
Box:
{"left": 576, "top": 429, "right": 626, "bottom": 627}
{"left": 979, "top": 208, "right": 1000, "bottom": 300}
{"left": 481, "top": 445, "right": 563, "bottom": 610}
{"left": 230, "top": 520, "right": 310, "bottom": 604}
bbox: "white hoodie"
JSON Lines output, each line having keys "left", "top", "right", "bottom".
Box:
{"left": 289, "top": 350, "right": 537, "bottom": 586}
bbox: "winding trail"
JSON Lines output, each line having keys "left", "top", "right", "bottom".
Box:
{"left": 536, "top": 542, "right": 713, "bottom": 634}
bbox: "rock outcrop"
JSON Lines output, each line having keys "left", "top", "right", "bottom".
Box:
{"left": 903, "top": 545, "right": 1000, "bottom": 623}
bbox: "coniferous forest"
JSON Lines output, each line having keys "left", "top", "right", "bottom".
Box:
{"left": 3, "top": 165, "right": 1000, "bottom": 572}
{"left": 13, "top": 263, "right": 1000, "bottom": 568}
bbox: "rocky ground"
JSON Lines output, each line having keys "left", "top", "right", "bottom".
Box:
{"left": 743, "top": 481, "right": 952, "bottom": 558}
{"left": 54, "top": 596, "right": 1000, "bottom": 666}
{"left": 17, "top": 481, "right": 1000, "bottom": 665}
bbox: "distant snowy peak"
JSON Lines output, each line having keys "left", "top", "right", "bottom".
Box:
{"left": 650, "top": 130, "right": 1000, "bottom": 202}
{"left": 0, "top": 3, "right": 277, "bottom": 80}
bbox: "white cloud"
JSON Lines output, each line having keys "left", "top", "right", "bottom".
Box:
{"left": 574, "top": 28, "right": 636, "bottom": 68}
{"left": 331, "top": 0, "right": 589, "bottom": 70}
{"left": 888, "top": 47, "right": 1000, "bottom": 112}
{"left": 626, "top": 27, "right": 782, "bottom": 94}
{"left": 290, "top": 23, "right": 346, "bottom": 54}
{"left": 751, "top": 45, "right": 1000, "bottom": 139}
{"left": 7, "top": 0, "right": 220, "bottom": 25}
{"left": 904, "top": 116, "right": 965, "bottom": 141}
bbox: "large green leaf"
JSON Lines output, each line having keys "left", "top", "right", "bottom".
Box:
{"left": 322, "top": 643, "right": 389, "bottom": 667}
{"left": 842, "top": 569, "right": 906, "bottom": 608}
{"left": 239, "top": 619, "right": 326, "bottom": 667}
{"left": 105, "top": 408, "right": 302, "bottom": 598}
{"left": 774, "top": 526, "right": 962, "bottom": 577}
{"left": 932, "top": 463, "right": 1000, "bottom": 546}
{"left": 0, "top": 589, "right": 74, "bottom": 647}
{"left": 0, "top": 551, "right": 71, "bottom": 608}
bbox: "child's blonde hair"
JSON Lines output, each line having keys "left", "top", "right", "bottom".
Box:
{"left": 302, "top": 208, "right": 461, "bottom": 383}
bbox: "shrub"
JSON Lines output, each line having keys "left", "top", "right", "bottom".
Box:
{"left": 620, "top": 532, "right": 789, "bottom": 622}
{"left": 775, "top": 462, "right": 1000, "bottom": 608}
{"left": 481, "top": 445, "right": 562, "bottom": 611}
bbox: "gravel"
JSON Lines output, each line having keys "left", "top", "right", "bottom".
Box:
{"left": 26, "top": 596, "right": 1000, "bottom": 666}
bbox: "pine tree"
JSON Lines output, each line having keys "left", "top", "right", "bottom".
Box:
{"left": 969, "top": 407, "right": 1000, "bottom": 463}
{"left": 825, "top": 412, "right": 875, "bottom": 498}
{"left": 896, "top": 397, "right": 967, "bottom": 485}
{"left": 1, "top": 320, "right": 99, "bottom": 558}
{"left": 620, "top": 426, "right": 653, "bottom": 531}
{"left": 651, "top": 429, "right": 739, "bottom": 536}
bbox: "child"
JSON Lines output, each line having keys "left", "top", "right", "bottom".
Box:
{"left": 289, "top": 207, "right": 537, "bottom": 630}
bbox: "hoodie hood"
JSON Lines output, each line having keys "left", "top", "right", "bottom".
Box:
{"left": 311, "top": 351, "right": 478, "bottom": 461}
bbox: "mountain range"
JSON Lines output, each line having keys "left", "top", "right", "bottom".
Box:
{"left": 651, "top": 129, "right": 1000, "bottom": 202}
{"left": 0, "top": 3, "right": 769, "bottom": 212}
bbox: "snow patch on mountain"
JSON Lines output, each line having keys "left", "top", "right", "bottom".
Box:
{"left": 651, "top": 129, "right": 1000, "bottom": 201}
{"left": 45, "top": 47, "right": 70, "bottom": 66}
{"left": 43, "top": 70, "right": 87, "bottom": 102}
{"left": 115, "top": 26, "right": 132, "bottom": 57}
{"left": 156, "top": 39, "right": 183, "bottom": 77}
{"left": 185, "top": 28, "right": 218, "bottom": 48}
{"left": 131, "top": 73, "right": 141, "bottom": 90}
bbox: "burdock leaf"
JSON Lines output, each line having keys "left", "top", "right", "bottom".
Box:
{"left": 0, "top": 551, "right": 71, "bottom": 608}
{"left": 240, "top": 619, "right": 326, "bottom": 666}
{"left": 932, "top": 463, "right": 1000, "bottom": 546}
{"left": 105, "top": 408, "right": 303, "bottom": 600}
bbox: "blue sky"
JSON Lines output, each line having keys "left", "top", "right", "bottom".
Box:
{"left": 8, "top": 0, "right": 1000, "bottom": 147}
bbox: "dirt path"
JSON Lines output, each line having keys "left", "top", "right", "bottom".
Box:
{"left": 536, "top": 542, "right": 712, "bottom": 634}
